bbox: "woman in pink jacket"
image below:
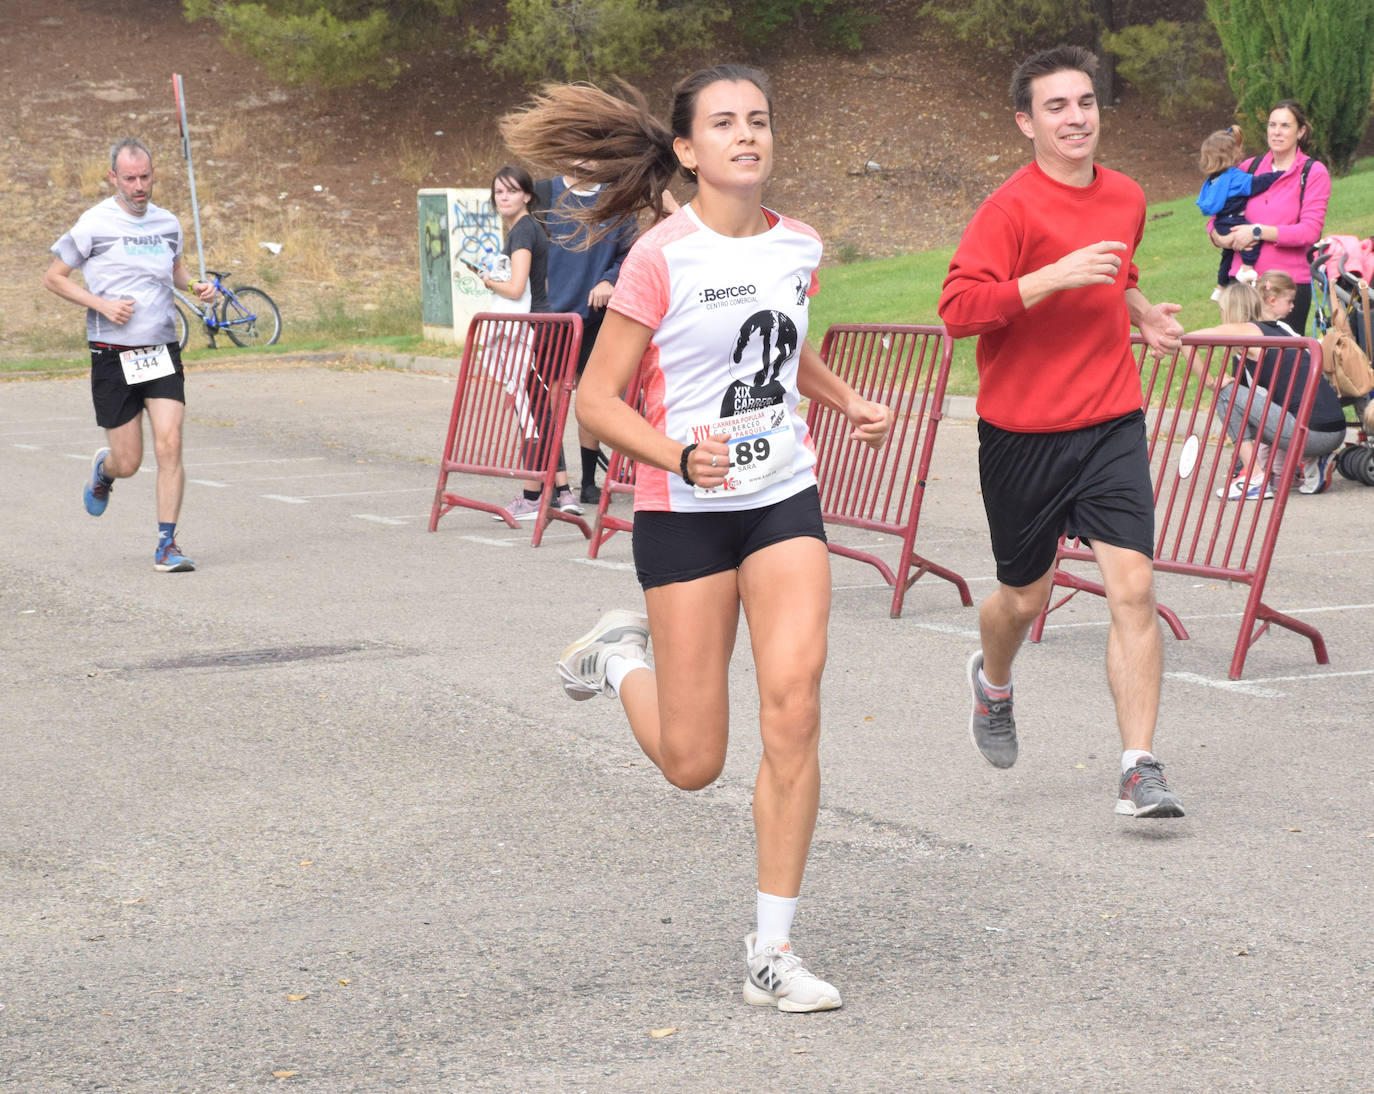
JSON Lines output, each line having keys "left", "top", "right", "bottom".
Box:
{"left": 1207, "top": 100, "right": 1330, "bottom": 334}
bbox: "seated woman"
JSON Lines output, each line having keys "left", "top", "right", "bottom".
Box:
{"left": 1191, "top": 281, "right": 1346, "bottom": 499}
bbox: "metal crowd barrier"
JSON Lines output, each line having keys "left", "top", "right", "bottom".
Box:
{"left": 809, "top": 324, "right": 972, "bottom": 617}
{"left": 429, "top": 312, "right": 589, "bottom": 546}
{"left": 1030, "top": 333, "right": 1330, "bottom": 679}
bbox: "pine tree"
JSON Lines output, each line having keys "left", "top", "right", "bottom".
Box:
{"left": 1206, "top": 0, "right": 1374, "bottom": 174}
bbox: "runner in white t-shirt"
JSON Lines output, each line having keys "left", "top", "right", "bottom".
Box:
{"left": 504, "top": 66, "right": 892, "bottom": 1012}
{"left": 44, "top": 138, "right": 218, "bottom": 572}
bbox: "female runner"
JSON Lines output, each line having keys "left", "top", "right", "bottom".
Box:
{"left": 502, "top": 65, "right": 891, "bottom": 1011}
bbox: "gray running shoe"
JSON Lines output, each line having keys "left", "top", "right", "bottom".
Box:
{"left": 1115, "top": 758, "right": 1185, "bottom": 818}
{"left": 742, "top": 933, "right": 842, "bottom": 1013}
{"left": 556, "top": 609, "right": 649, "bottom": 700}
{"left": 967, "top": 650, "right": 1017, "bottom": 768}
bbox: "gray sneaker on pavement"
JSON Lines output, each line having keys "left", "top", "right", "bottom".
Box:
{"left": 556, "top": 609, "right": 650, "bottom": 700}
{"left": 967, "top": 650, "right": 1017, "bottom": 769}
{"left": 1115, "top": 758, "right": 1185, "bottom": 818}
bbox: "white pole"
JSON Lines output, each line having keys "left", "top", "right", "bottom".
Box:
{"left": 172, "top": 73, "right": 207, "bottom": 283}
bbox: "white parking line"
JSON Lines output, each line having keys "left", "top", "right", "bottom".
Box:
{"left": 572, "top": 557, "right": 636, "bottom": 573}
{"left": 189, "top": 479, "right": 230, "bottom": 488}
{"left": 1, "top": 427, "right": 99, "bottom": 437}
{"left": 354, "top": 514, "right": 409, "bottom": 525}
{"left": 1043, "top": 600, "right": 1374, "bottom": 632}
{"left": 457, "top": 535, "right": 515, "bottom": 547}
{"left": 267, "top": 487, "right": 434, "bottom": 501}
{"left": 1165, "top": 672, "right": 1283, "bottom": 698}
{"left": 1166, "top": 665, "right": 1374, "bottom": 698}
{"left": 191, "top": 456, "right": 329, "bottom": 467}
{"left": 213, "top": 470, "right": 373, "bottom": 484}
{"left": 261, "top": 494, "right": 309, "bottom": 504}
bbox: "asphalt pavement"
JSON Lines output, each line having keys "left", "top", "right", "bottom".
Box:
{"left": 3, "top": 359, "right": 1372, "bottom": 1092}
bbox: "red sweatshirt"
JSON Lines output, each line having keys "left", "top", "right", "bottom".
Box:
{"left": 938, "top": 160, "right": 1146, "bottom": 432}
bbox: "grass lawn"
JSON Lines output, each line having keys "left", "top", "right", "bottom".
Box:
{"left": 8, "top": 158, "right": 1370, "bottom": 391}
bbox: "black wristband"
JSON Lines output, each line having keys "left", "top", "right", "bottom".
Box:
{"left": 679, "top": 442, "right": 697, "bottom": 486}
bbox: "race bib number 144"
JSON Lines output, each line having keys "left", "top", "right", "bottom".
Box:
{"left": 119, "top": 345, "right": 175, "bottom": 386}
{"left": 690, "top": 405, "right": 796, "bottom": 499}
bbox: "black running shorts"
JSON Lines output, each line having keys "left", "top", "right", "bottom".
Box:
{"left": 631, "top": 485, "right": 827, "bottom": 590}
{"left": 978, "top": 410, "right": 1155, "bottom": 589}
{"left": 89, "top": 342, "right": 185, "bottom": 429}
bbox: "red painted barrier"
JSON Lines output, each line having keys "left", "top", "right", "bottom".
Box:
{"left": 429, "top": 312, "right": 589, "bottom": 546}
{"left": 587, "top": 362, "right": 648, "bottom": 558}
{"left": 809, "top": 324, "right": 971, "bottom": 617}
{"left": 1030, "top": 333, "right": 1330, "bottom": 679}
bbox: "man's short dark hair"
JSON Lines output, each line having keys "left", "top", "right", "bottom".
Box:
{"left": 1010, "top": 45, "right": 1099, "bottom": 117}
{"left": 109, "top": 137, "right": 152, "bottom": 172}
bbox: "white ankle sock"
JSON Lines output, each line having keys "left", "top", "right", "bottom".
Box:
{"left": 979, "top": 667, "right": 1011, "bottom": 695}
{"left": 755, "top": 891, "right": 798, "bottom": 952}
{"left": 1122, "top": 749, "right": 1153, "bottom": 774}
{"left": 604, "top": 652, "right": 647, "bottom": 696}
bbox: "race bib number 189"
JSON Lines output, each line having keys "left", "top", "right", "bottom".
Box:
{"left": 119, "top": 345, "right": 175, "bottom": 386}
{"left": 690, "top": 405, "right": 796, "bottom": 499}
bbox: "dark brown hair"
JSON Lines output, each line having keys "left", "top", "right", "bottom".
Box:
{"left": 490, "top": 164, "right": 537, "bottom": 211}
{"left": 499, "top": 64, "right": 773, "bottom": 246}
{"left": 1010, "top": 45, "right": 1098, "bottom": 117}
{"left": 1271, "top": 99, "right": 1312, "bottom": 153}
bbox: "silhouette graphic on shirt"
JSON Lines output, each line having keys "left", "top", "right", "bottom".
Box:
{"left": 720, "top": 310, "right": 798, "bottom": 417}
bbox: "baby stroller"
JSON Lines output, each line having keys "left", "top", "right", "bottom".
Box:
{"left": 1310, "top": 235, "right": 1374, "bottom": 485}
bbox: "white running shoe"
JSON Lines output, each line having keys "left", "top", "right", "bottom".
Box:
{"left": 556, "top": 609, "right": 649, "bottom": 700}
{"left": 742, "top": 933, "right": 842, "bottom": 1013}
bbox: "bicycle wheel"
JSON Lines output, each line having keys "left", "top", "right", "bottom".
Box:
{"left": 219, "top": 287, "right": 281, "bottom": 347}
{"left": 174, "top": 303, "right": 190, "bottom": 351}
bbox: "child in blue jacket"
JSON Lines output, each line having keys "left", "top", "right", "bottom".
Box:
{"left": 1196, "top": 126, "right": 1282, "bottom": 296}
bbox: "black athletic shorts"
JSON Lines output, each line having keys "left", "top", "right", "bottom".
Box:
{"left": 631, "top": 485, "right": 827, "bottom": 591}
{"left": 575, "top": 309, "right": 604, "bottom": 376}
{"left": 978, "top": 409, "right": 1154, "bottom": 589}
{"left": 89, "top": 342, "right": 185, "bottom": 429}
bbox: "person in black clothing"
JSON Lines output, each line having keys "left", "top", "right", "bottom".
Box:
{"left": 1191, "top": 281, "right": 1346, "bottom": 499}
{"left": 480, "top": 165, "right": 581, "bottom": 519}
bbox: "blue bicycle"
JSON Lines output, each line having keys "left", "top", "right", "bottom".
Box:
{"left": 172, "top": 269, "right": 281, "bottom": 349}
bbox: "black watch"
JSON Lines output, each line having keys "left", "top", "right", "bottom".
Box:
{"left": 1251, "top": 225, "right": 1263, "bottom": 239}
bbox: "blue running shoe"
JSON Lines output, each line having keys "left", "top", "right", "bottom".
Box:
{"left": 84, "top": 447, "right": 112, "bottom": 516}
{"left": 153, "top": 539, "right": 195, "bottom": 573}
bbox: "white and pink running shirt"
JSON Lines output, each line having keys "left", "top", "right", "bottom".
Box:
{"left": 610, "top": 204, "right": 822, "bottom": 512}
{"left": 51, "top": 196, "right": 184, "bottom": 347}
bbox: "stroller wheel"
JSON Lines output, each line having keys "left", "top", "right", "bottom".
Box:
{"left": 1357, "top": 447, "right": 1374, "bottom": 487}
{"left": 1337, "top": 445, "right": 1363, "bottom": 480}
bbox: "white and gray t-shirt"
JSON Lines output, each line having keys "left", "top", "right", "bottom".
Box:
{"left": 51, "top": 196, "right": 183, "bottom": 346}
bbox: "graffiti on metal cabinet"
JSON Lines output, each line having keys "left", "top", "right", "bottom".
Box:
{"left": 452, "top": 195, "right": 501, "bottom": 298}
